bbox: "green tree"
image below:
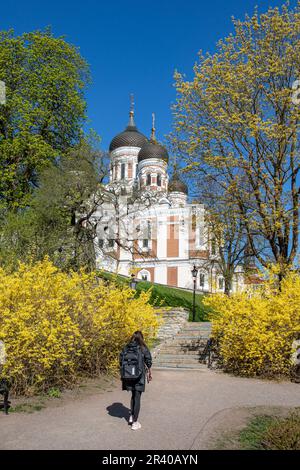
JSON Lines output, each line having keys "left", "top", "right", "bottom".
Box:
{"left": 171, "top": 3, "right": 300, "bottom": 279}
{"left": 205, "top": 194, "right": 248, "bottom": 295}
{"left": 0, "top": 28, "right": 90, "bottom": 209}
{"left": 0, "top": 138, "right": 108, "bottom": 271}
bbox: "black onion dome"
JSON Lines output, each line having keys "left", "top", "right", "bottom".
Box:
{"left": 138, "top": 139, "right": 169, "bottom": 163}
{"left": 169, "top": 172, "right": 188, "bottom": 194}
{"left": 109, "top": 113, "right": 147, "bottom": 152}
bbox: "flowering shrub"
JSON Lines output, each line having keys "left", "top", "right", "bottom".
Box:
{"left": 204, "top": 272, "right": 300, "bottom": 377}
{"left": 0, "top": 259, "right": 161, "bottom": 395}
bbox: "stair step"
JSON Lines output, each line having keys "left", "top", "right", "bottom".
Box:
{"left": 168, "top": 337, "right": 208, "bottom": 346}
{"left": 161, "top": 341, "right": 207, "bottom": 347}
{"left": 152, "top": 363, "right": 207, "bottom": 370}
{"left": 158, "top": 348, "right": 204, "bottom": 356}
{"left": 158, "top": 343, "right": 207, "bottom": 348}
{"left": 183, "top": 325, "right": 211, "bottom": 329}
{"left": 154, "top": 354, "right": 202, "bottom": 360}
{"left": 169, "top": 338, "right": 209, "bottom": 343}
{"left": 153, "top": 362, "right": 204, "bottom": 367}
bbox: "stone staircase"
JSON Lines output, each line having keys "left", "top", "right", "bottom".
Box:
{"left": 154, "top": 308, "right": 190, "bottom": 342}
{"left": 152, "top": 321, "right": 212, "bottom": 370}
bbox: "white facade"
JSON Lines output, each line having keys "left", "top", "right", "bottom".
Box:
{"left": 93, "top": 111, "right": 245, "bottom": 292}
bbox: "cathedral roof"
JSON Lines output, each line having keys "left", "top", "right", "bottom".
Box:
{"left": 168, "top": 172, "right": 188, "bottom": 194}
{"left": 138, "top": 115, "right": 169, "bottom": 163}
{"left": 109, "top": 112, "right": 148, "bottom": 152}
{"left": 138, "top": 139, "right": 169, "bottom": 163}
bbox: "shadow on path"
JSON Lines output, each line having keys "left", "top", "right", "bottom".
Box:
{"left": 106, "top": 402, "right": 130, "bottom": 422}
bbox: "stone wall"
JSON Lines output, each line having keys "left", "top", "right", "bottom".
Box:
{"left": 155, "top": 307, "right": 189, "bottom": 341}
{"left": 151, "top": 307, "right": 189, "bottom": 357}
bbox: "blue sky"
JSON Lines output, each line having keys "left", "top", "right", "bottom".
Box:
{"left": 1, "top": 0, "right": 296, "bottom": 152}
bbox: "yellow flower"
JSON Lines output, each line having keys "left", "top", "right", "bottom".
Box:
{"left": 0, "top": 258, "right": 161, "bottom": 395}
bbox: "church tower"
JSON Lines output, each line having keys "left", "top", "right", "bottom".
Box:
{"left": 137, "top": 114, "right": 169, "bottom": 193}
{"left": 108, "top": 97, "right": 147, "bottom": 193}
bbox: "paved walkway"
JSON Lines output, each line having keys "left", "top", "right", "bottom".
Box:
{"left": 1, "top": 370, "right": 299, "bottom": 450}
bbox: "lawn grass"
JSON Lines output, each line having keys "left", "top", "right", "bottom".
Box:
{"left": 97, "top": 270, "right": 211, "bottom": 321}
{"left": 238, "top": 415, "right": 275, "bottom": 450}
{"left": 238, "top": 411, "right": 300, "bottom": 450}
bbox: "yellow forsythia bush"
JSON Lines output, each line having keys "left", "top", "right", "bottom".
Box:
{"left": 204, "top": 272, "right": 300, "bottom": 378}
{"left": 0, "top": 259, "right": 161, "bottom": 395}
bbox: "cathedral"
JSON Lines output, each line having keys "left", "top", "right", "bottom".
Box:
{"left": 93, "top": 106, "right": 245, "bottom": 292}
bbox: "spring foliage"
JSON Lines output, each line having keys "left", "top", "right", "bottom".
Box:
{"left": 0, "top": 29, "right": 90, "bottom": 209}
{"left": 204, "top": 271, "right": 300, "bottom": 377}
{"left": 171, "top": 3, "right": 300, "bottom": 276}
{"left": 0, "top": 259, "right": 161, "bottom": 395}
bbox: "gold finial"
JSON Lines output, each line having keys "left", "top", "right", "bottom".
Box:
{"left": 130, "top": 93, "right": 134, "bottom": 117}
{"left": 151, "top": 112, "right": 156, "bottom": 140}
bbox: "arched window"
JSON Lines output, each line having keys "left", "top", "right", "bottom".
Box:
{"left": 199, "top": 273, "right": 205, "bottom": 288}
{"left": 139, "top": 269, "right": 151, "bottom": 282}
{"left": 146, "top": 174, "right": 151, "bottom": 186}
{"left": 218, "top": 277, "right": 224, "bottom": 290}
{"left": 121, "top": 163, "right": 125, "bottom": 180}
{"left": 157, "top": 174, "right": 161, "bottom": 186}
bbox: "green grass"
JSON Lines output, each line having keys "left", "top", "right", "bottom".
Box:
{"left": 239, "top": 415, "right": 275, "bottom": 450}
{"left": 47, "top": 387, "right": 61, "bottom": 398}
{"left": 10, "top": 402, "right": 46, "bottom": 413}
{"left": 238, "top": 411, "right": 300, "bottom": 450}
{"left": 97, "top": 271, "right": 212, "bottom": 321}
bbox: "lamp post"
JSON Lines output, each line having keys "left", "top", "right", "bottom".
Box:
{"left": 58, "top": 246, "right": 64, "bottom": 267}
{"left": 130, "top": 273, "right": 137, "bottom": 290}
{"left": 191, "top": 265, "right": 198, "bottom": 322}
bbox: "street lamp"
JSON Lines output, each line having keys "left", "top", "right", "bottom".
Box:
{"left": 130, "top": 273, "right": 137, "bottom": 290}
{"left": 191, "top": 265, "right": 198, "bottom": 322}
{"left": 58, "top": 246, "right": 64, "bottom": 267}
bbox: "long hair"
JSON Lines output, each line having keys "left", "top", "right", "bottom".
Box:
{"left": 130, "top": 331, "right": 147, "bottom": 350}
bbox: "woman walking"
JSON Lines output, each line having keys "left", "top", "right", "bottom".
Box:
{"left": 119, "top": 331, "right": 152, "bottom": 430}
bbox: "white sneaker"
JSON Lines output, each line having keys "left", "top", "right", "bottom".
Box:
{"left": 131, "top": 421, "right": 142, "bottom": 431}
{"left": 128, "top": 415, "right": 133, "bottom": 424}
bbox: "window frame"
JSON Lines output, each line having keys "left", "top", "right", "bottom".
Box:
{"left": 120, "top": 163, "right": 126, "bottom": 180}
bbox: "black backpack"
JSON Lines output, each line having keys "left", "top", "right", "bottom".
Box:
{"left": 121, "top": 342, "right": 144, "bottom": 380}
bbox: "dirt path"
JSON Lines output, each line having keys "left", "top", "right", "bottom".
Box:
{"left": 1, "top": 369, "right": 299, "bottom": 450}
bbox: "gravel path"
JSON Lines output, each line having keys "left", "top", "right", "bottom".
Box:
{"left": 1, "top": 369, "right": 299, "bottom": 450}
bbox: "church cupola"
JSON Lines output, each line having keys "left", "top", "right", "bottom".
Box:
{"left": 109, "top": 109, "right": 147, "bottom": 153}
{"left": 109, "top": 96, "right": 148, "bottom": 186}
{"left": 168, "top": 170, "right": 188, "bottom": 206}
{"left": 137, "top": 114, "right": 168, "bottom": 192}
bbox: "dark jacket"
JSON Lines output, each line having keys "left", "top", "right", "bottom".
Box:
{"left": 119, "top": 340, "right": 152, "bottom": 392}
